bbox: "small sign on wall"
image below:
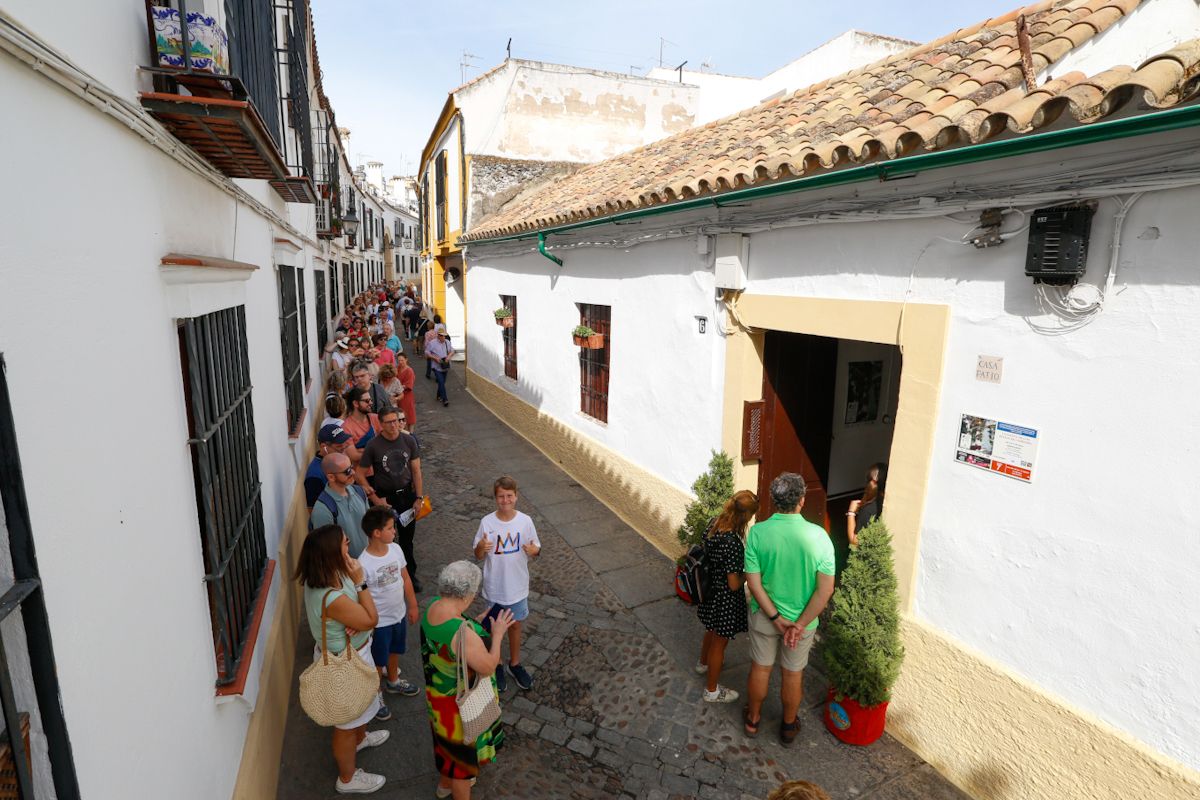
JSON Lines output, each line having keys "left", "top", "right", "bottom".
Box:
{"left": 955, "top": 414, "right": 1039, "bottom": 482}
{"left": 976, "top": 355, "right": 1003, "bottom": 383}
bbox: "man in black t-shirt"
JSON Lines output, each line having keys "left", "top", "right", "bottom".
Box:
{"left": 356, "top": 406, "right": 425, "bottom": 591}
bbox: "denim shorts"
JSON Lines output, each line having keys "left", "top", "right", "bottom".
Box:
{"left": 369, "top": 620, "right": 408, "bottom": 664}
{"left": 483, "top": 597, "right": 530, "bottom": 626}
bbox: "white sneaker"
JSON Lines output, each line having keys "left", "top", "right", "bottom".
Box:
{"left": 336, "top": 768, "right": 385, "bottom": 794}
{"left": 703, "top": 686, "right": 740, "bottom": 703}
{"left": 435, "top": 777, "right": 477, "bottom": 798}
{"left": 355, "top": 729, "right": 390, "bottom": 752}
{"left": 694, "top": 662, "right": 709, "bottom": 674}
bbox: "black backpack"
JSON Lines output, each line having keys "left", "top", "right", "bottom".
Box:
{"left": 674, "top": 519, "right": 716, "bottom": 605}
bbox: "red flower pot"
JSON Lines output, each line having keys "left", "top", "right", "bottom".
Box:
{"left": 496, "top": 316, "right": 514, "bottom": 327}
{"left": 573, "top": 333, "right": 605, "bottom": 348}
{"left": 825, "top": 687, "right": 888, "bottom": 745}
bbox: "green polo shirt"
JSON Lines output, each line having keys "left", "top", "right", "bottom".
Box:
{"left": 744, "top": 512, "right": 836, "bottom": 629}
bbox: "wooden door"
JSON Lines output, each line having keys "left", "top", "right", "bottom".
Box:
{"left": 757, "top": 331, "right": 838, "bottom": 528}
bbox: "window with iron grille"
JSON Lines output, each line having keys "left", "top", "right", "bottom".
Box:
{"left": 178, "top": 306, "right": 269, "bottom": 688}
{"left": 435, "top": 152, "right": 447, "bottom": 242}
{"left": 501, "top": 295, "right": 518, "bottom": 381}
{"left": 329, "top": 262, "right": 339, "bottom": 316}
{"left": 578, "top": 304, "right": 610, "bottom": 422}
{"left": 314, "top": 267, "right": 328, "bottom": 355}
{"left": 298, "top": 269, "right": 310, "bottom": 383}
{"left": 277, "top": 265, "right": 304, "bottom": 434}
{"left": 224, "top": 0, "right": 281, "bottom": 145}
{"left": 343, "top": 262, "right": 351, "bottom": 309}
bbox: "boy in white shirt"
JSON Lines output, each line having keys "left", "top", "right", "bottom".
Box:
{"left": 472, "top": 476, "right": 541, "bottom": 692}
{"left": 359, "top": 507, "right": 421, "bottom": 722}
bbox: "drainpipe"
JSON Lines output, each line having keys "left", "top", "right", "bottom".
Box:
{"left": 538, "top": 231, "right": 563, "bottom": 266}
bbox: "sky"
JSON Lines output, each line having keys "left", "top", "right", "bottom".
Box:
{"left": 310, "top": 0, "right": 1020, "bottom": 177}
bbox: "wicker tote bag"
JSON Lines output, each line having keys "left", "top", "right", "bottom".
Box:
{"left": 455, "top": 621, "right": 502, "bottom": 744}
{"left": 299, "top": 589, "right": 379, "bottom": 727}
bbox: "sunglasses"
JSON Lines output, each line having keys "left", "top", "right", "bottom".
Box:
{"left": 339, "top": 467, "right": 354, "bottom": 476}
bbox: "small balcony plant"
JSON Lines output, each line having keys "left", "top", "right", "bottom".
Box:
{"left": 822, "top": 518, "right": 905, "bottom": 746}
{"left": 494, "top": 307, "right": 514, "bottom": 327}
{"left": 572, "top": 325, "right": 604, "bottom": 348}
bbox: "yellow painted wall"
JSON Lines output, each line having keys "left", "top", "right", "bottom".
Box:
{"left": 431, "top": 259, "right": 446, "bottom": 318}
{"left": 466, "top": 368, "right": 692, "bottom": 556}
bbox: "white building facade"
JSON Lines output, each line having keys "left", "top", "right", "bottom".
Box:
{"left": 458, "top": 2, "right": 1200, "bottom": 798}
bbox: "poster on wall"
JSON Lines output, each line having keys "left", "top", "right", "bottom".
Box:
{"left": 956, "top": 414, "right": 1039, "bottom": 482}
{"left": 844, "top": 360, "right": 883, "bottom": 424}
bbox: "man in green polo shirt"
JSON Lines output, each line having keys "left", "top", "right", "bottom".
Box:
{"left": 743, "top": 472, "right": 836, "bottom": 746}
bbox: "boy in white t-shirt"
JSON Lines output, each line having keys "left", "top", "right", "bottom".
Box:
{"left": 360, "top": 507, "right": 420, "bottom": 722}
{"left": 472, "top": 475, "right": 541, "bottom": 692}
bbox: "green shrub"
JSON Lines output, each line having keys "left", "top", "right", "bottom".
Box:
{"left": 821, "top": 518, "right": 904, "bottom": 707}
{"left": 572, "top": 325, "right": 596, "bottom": 337}
{"left": 675, "top": 450, "right": 734, "bottom": 559}
{"left": 494, "top": 307, "right": 512, "bottom": 319}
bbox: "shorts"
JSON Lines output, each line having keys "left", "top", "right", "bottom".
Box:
{"left": 748, "top": 609, "right": 816, "bottom": 672}
{"left": 312, "top": 639, "right": 380, "bottom": 730}
{"left": 370, "top": 620, "right": 408, "bottom": 665}
{"left": 483, "top": 597, "right": 530, "bottom": 626}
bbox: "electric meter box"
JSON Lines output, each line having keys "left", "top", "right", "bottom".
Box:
{"left": 714, "top": 234, "right": 749, "bottom": 290}
{"left": 1025, "top": 205, "right": 1095, "bottom": 285}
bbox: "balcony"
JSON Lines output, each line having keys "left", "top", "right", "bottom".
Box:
{"left": 140, "top": 1, "right": 315, "bottom": 204}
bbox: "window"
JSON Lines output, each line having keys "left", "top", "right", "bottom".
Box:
{"left": 578, "top": 304, "right": 610, "bottom": 422}
{"left": 179, "top": 306, "right": 269, "bottom": 688}
{"left": 342, "top": 262, "right": 351, "bottom": 310}
{"left": 435, "top": 152, "right": 447, "bottom": 242}
{"left": 314, "top": 268, "right": 328, "bottom": 355}
{"left": 501, "top": 295, "right": 517, "bottom": 381}
{"left": 298, "top": 269, "right": 310, "bottom": 384}
{"left": 329, "top": 263, "right": 339, "bottom": 316}
{"left": 277, "top": 265, "right": 304, "bottom": 434}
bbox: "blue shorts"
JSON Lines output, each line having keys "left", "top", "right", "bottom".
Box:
{"left": 370, "top": 620, "right": 408, "bottom": 664}
{"left": 483, "top": 597, "right": 530, "bottom": 628}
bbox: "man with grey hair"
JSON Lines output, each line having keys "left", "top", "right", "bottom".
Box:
{"left": 742, "top": 472, "right": 836, "bottom": 746}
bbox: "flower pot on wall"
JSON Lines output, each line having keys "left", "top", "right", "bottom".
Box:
{"left": 825, "top": 688, "right": 888, "bottom": 745}
{"left": 496, "top": 316, "right": 514, "bottom": 328}
{"left": 574, "top": 334, "right": 604, "bottom": 348}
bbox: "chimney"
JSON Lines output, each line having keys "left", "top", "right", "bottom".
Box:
{"left": 366, "top": 160, "right": 384, "bottom": 194}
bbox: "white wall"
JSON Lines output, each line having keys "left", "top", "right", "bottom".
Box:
{"left": 464, "top": 238, "right": 726, "bottom": 491}
{"left": 1043, "top": 0, "right": 1200, "bottom": 82}
{"left": 467, "top": 134, "right": 1200, "bottom": 772}
{"left": 1, "top": 22, "right": 328, "bottom": 797}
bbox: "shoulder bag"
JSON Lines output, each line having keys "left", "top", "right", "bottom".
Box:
{"left": 299, "top": 589, "right": 379, "bottom": 727}
{"left": 455, "top": 621, "right": 502, "bottom": 744}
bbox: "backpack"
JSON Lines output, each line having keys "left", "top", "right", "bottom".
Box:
{"left": 309, "top": 485, "right": 368, "bottom": 531}
{"left": 674, "top": 518, "right": 717, "bottom": 605}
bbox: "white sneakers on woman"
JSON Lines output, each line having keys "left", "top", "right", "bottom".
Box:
{"left": 355, "top": 730, "right": 390, "bottom": 752}
{"left": 336, "top": 768, "right": 385, "bottom": 794}
{"left": 435, "top": 777, "right": 477, "bottom": 798}
{"left": 703, "top": 685, "right": 740, "bottom": 703}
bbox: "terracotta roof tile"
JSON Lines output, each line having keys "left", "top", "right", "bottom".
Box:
{"left": 464, "top": 0, "right": 1200, "bottom": 242}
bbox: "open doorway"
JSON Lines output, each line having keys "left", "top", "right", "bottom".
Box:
{"left": 756, "top": 331, "right": 901, "bottom": 572}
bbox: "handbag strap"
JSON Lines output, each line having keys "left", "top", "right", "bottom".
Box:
{"left": 454, "top": 619, "right": 475, "bottom": 701}
{"left": 318, "top": 588, "right": 336, "bottom": 665}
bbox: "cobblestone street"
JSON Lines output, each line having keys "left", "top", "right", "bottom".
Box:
{"left": 276, "top": 370, "right": 970, "bottom": 799}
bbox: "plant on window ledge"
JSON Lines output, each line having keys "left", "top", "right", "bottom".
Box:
{"left": 572, "top": 325, "right": 603, "bottom": 348}
{"left": 494, "top": 307, "right": 514, "bottom": 327}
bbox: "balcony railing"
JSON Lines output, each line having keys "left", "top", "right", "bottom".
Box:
{"left": 139, "top": 0, "right": 315, "bottom": 203}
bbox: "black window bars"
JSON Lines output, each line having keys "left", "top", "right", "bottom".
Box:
{"left": 277, "top": 266, "right": 304, "bottom": 434}
{"left": 180, "top": 306, "right": 269, "bottom": 687}
{"left": 314, "top": 268, "right": 328, "bottom": 355}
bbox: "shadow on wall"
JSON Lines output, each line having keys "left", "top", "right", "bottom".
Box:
{"left": 465, "top": 367, "right": 687, "bottom": 557}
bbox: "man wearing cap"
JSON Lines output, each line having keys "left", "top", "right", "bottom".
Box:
{"left": 304, "top": 424, "right": 358, "bottom": 508}
{"left": 424, "top": 324, "right": 455, "bottom": 407}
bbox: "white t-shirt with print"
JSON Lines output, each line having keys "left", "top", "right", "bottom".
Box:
{"left": 473, "top": 511, "right": 539, "bottom": 605}
{"left": 358, "top": 543, "right": 408, "bottom": 626}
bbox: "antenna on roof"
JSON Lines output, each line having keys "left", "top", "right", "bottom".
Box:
{"left": 460, "top": 50, "right": 480, "bottom": 84}
{"left": 506, "top": 38, "right": 512, "bottom": 61}
{"left": 676, "top": 60, "right": 688, "bottom": 82}
{"left": 701, "top": 58, "right": 713, "bottom": 73}
{"left": 658, "top": 37, "right": 675, "bottom": 68}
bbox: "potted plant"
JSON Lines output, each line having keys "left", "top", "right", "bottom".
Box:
{"left": 572, "top": 325, "right": 604, "bottom": 348}
{"left": 494, "top": 307, "right": 514, "bottom": 327}
{"left": 822, "top": 518, "right": 905, "bottom": 745}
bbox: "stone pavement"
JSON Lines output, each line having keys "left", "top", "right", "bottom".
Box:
{"left": 276, "top": 369, "right": 970, "bottom": 800}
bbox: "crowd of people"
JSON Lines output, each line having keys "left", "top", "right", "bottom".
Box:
{"left": 294, "top": 281, "right": 860, "bottom": 797}
{"left": 298, "top": 283, "right": 535, "bottom": 797}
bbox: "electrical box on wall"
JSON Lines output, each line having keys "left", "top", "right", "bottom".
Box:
{"left": 1025, "top": 204, "right": 1095, "bottom": 285}
{"left": 714, "top": 234, "right": 748, "bottom": 291}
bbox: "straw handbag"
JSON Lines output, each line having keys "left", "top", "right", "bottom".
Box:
{"left": 456, "top": 622, "right": 502, "bottom": 744}
{"left": 299, "top": 589, "right": 379, "bottom": 727}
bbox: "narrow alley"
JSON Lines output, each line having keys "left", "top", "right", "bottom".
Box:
{"left": 276, "top": 372, "right": 969, "bottom": 799}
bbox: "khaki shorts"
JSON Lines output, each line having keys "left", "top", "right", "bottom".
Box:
{"left": 748, "top": 609, "right": 815, "bottom": 672}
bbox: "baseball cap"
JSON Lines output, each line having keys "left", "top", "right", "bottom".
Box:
{"left": 317, "top": 424, "right": 351, "bottom": 444}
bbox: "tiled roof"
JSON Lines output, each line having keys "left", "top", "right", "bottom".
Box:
{"left": 464, "top": 0, "right": 1200, "bottom": 242}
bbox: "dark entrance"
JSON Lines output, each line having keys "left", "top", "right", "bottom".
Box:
{"left": 757, "top": 331, "right": 838, "bottom": 526}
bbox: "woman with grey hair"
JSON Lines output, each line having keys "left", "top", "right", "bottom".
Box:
{"left": 421, "top": 561, "right": 514, "bottom": 799}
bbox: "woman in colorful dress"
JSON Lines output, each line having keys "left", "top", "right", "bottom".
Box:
{"left": 422, "top": 560, "right": 514, "bottom": 799}
{"left": 695, "top": 489, "right": 760, "bottom": 703}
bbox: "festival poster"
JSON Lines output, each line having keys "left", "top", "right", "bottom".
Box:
{"left": 955, "top": 414, "right": 1038, "bottom": 483}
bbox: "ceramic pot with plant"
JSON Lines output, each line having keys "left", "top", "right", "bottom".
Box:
{"left": 494, "top": 307, "right": 514, "bottom": 327}
{"left": 572, "top": 325, "right": 604, "bottom": 348}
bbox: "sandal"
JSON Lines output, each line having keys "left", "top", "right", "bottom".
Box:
{"left": 779, "top": 718, "right": 801, "bottom": 747}
{"left": 742, "top": 706, "right": 760, "bottom": 738}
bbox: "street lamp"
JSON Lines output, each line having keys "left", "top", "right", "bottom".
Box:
{"left": 342, "top": 205, "right": 360, "bottom": 239}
